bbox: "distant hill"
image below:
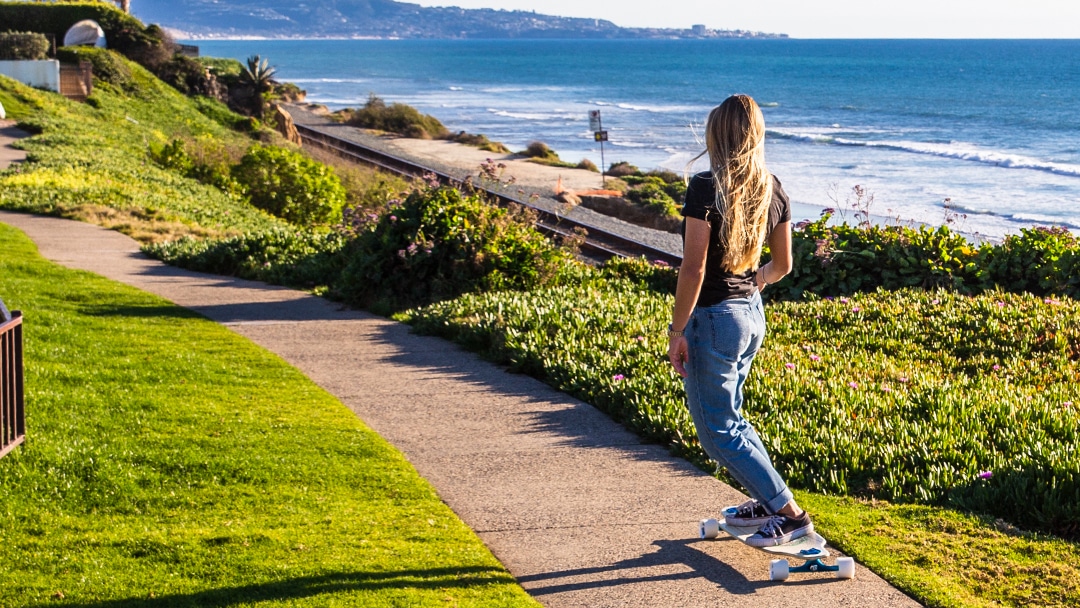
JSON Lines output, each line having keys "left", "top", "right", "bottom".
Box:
{"left": 131, "top": 0, "right": 786, "bottom": 40}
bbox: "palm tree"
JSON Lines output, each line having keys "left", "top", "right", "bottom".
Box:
{"left": 240, "top": 55, "right": 277, "bottom": 118}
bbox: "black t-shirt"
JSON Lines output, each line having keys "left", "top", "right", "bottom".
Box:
{"left": 680, "top": 172, "right": 791, "bottom": 307}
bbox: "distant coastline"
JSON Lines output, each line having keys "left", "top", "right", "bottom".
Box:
{"left": 137, "top": 0, "right": 786, "bottom": 41}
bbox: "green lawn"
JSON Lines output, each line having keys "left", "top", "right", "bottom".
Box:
{"left": 0, "top": 223, "right": 539, "bottom": 607}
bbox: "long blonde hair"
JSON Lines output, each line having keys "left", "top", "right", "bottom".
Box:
{"left": 690, "top": 94, "right": 773, "bottom": 274}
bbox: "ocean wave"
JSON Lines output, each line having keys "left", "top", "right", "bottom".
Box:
{"left": 448, "top": 86, "right": 464, "bottom": 91}
{"left": 767, "top": 129, "right": 1080, "bottom": 178}
{"left": 615, "top": 102, "right": 701, "bottom": 114}
{"left": 288, "top": 77, "right": 367, "bottom": 84}
{"left": 1007, "top": 213, "right": 1080, "bottom": 230}
{"left": 760, "top": 102, "right": 780, "bottom": 107}
{"left": 609, "top": 141, "right": 651, "bottom": 148}
{"left": 487, "top": 108, "right": 580, "bottom": 121}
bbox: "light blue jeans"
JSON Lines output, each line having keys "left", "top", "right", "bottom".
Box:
{"left": 683, "top": 291, "right": 794, "bottom": 514}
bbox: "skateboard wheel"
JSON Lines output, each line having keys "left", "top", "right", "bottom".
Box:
{"left": 699, "top": 518, "right": 720, "bottom": 539}
{"left": 836, "top": 557, "right": 856, "bottom": 579}
{"left": 769, "top": 559, "right": 790, "bottom": 581}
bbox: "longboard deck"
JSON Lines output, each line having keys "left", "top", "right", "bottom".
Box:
{"left": 718, "top": 519, "right": 830, "bottom": 559}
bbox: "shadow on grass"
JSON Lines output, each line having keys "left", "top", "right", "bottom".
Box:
{"left": 82, "top": 303, "right": 204, "bottom": 319}
{"left": 41, "top": 567, "right": 513, "bottom": 608}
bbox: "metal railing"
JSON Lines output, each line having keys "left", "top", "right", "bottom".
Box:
{"left": 0, "top": 302, "right": 25, "bottom": 460}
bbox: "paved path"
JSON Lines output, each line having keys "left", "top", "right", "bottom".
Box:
{"left": 0, "top": 211, "right": 921, "bottom": 608}
{"left": 0, "top": 120, "right": 29, "bottom": 170}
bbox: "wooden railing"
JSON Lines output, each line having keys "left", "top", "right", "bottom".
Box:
{"left": 0, "top": 303, "right": 25, "bottom": 459}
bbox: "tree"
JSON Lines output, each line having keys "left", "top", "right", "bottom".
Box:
{"left": 240, "top": 55, "right": 276, "bottom": 118}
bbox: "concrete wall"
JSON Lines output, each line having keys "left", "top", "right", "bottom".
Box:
{"left": 0, "top": 60, "right": 61, "bottom": 93}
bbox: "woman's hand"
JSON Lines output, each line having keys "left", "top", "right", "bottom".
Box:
{"left": 668, "top": 335, "right": 690, "bottom": 378}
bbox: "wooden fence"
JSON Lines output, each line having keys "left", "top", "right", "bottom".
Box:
{"left": 0, "top": 305, "right": 25, "bottom": 459}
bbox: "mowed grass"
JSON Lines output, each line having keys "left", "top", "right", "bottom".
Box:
{"left": 0, "top": 223, "right": 539, "bottom": 607}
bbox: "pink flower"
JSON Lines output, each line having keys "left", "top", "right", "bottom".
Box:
{"left": 851, "top": 306, "right": 861, "bottom": 313}
{"left": 810, "top": 354, "right": 821, "bottom": 362}
{"left": 931, "top": 299, "right": 940, "bottom": 305}
{"left": 898, "top": 376, "right": 909, "bottom": 383}
{"left": 1065, "top": 401, "right": 1074, "bottom": 408}
{"left": 848, "top": 381, "right": 859, "bottom": 389}
{"left": 996, "top": 301, "right": 1005, "bottom": 307}
{"left": 839, "top": 297, "right": 849, "bottom": 304}
{"left": 882, "top": 385, "right": 892, "bottom": 392}
{"left": 613, "top": 374, "right": 625, "bottom": 382}
{"left": 785, "top": 363, "right": 796, "bottom": 370}
{"left": 992, "top": 365, "right": 1001, "bottom": 371}
{"left": 634, "top": 335, "right": 645, "bottom": 342}
{"left": 653, "top": 260, "right": 670, "bottom": 267}
{"left": 390, "top": 215, "right": 398, "bottom": 221}
{"left": 978, "top": 471, "right": 993, "bottom": 480}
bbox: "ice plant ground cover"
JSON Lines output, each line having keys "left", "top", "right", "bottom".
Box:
{"left": 402, "top": 278, "right": 1080, "bottom": 607}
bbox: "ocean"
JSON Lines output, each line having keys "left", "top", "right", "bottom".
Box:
{"left": 195, "top": 39, "right": 1080, "bottom": 239}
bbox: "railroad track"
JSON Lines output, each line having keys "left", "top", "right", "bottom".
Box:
{"left": 295, "top": 124, "right": 683, "bottom": 266}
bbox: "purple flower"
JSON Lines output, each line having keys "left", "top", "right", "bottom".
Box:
{"left": 851, "top": 306, "right": 861, "bottom": 313}
{"left": 810, "top": 354, "right": 821, "bottom": 362}
{"left": 785, "top": 363, "right": 796, "bottom": 370}
{"left": 992, "top": 364, "right": 1001, "bottom": 371}
{"left": 654, "top": 259, "right": 670, "bottom": 267}
{"left": 839, "top": 297, "right": 849, "bottom": 304}
{"left": 978, "top": 471, "right": 993, "bottom": 480}
{"left": 613, "top": 374, "right": 626, "bottom": 382}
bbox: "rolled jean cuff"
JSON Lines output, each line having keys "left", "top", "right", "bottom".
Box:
{"left": 764, "top": 487, "right": 794, "bottom": 515}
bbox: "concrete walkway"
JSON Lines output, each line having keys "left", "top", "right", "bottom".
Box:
{"left": 0, "top": 211, "right": 921, "bottom": 607}
{"left": 0, "top": 120, "right": 28, "bottom": 170}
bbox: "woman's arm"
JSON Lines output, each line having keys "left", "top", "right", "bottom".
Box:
{"left": 668, "top": 217, "right": 710, "bottom": 378}
{"left": 755, "top": 221, "right": 793, "bottom": 290}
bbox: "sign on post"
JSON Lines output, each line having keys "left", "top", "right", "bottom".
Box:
{"left": 589, "top": 110, "right": 606, "bottom": 186}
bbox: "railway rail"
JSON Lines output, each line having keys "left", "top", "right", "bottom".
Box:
{"left": 295, "top": 124, "right": 683, "bottom": 267}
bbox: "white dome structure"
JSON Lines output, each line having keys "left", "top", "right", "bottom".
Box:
{"left": 63, "top": 20, "right": 106, "bottom": 48}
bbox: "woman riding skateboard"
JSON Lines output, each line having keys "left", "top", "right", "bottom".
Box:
{"left": 667, "top": 94, "right": 811, "bottom": 547}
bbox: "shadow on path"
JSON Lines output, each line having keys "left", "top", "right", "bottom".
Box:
{"left": 518, "top": 538, "right": 841, "bottom": 597}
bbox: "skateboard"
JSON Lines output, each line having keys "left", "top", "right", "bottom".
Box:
{"left": 698, "top": 509, "right": 856, "bottom": 581}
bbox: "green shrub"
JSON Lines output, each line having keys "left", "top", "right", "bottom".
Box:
{"left": 607, "top": 161, "right": 639, "bottom": 177}
{"left": 522, "top": 141, "right": 559, "bottom": 161}
{"left": 0, "top": 31, "right": 49, "bottom": 60}
{"left": 56, "top": 46, "right": 134, "bottom": 90}
{"left": 341, "top": 94, "right": 448, "bottom": 139}
{"left": 449, "top": 131, "right": 510, "bottom": 153}
{"left": 625, "top": 177, "right": 681, "bottom": 217}
{"left": 233, "top": 144, "right": 347, "bottom": 226}
{"left": 339, "top": 184, "right": 575, "bottom": 311}
{"left": 145, "top": 228, "right": 349, "bottom": 291}
{"left": 576, "top": 158, "right": 599, "bottom": 172}
{"left": 0, "top": 1, "right": 145, "bottom": 51}
{"left": 155, "top": 53, "right": 222, "bottom": 98}
{"left": 978, "top": 226, "right": 1080, "bottom": 296}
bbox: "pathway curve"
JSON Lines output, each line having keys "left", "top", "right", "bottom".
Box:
{"left": 0, "top": 211, "right": 921, "bottom": 608}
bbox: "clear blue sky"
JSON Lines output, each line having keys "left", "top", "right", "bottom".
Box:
{"left": 416, "top": 1, "right": 1080, "bottom": 38}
